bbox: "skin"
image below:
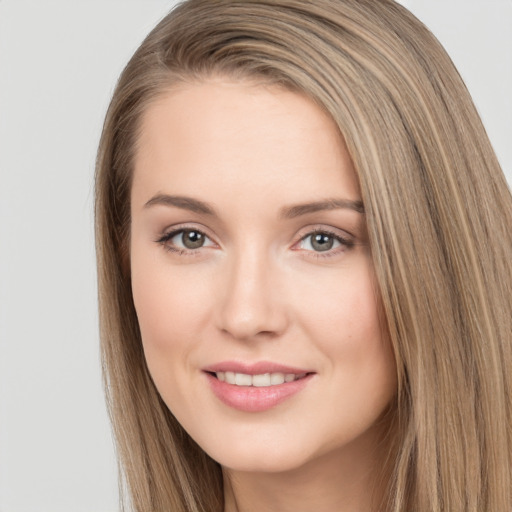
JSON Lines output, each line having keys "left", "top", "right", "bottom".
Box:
{"left": 130, "top": 78, "right": 397, "bottom": 512}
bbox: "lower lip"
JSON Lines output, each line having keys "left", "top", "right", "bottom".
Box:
{"left": 205, "top": 372, "right": 314, "bottom": 412}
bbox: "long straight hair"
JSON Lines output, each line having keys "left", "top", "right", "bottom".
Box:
{"left": 95, "top": 1, "right": 512, "bottom": 510}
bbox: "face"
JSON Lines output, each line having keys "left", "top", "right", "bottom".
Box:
{"left": 130, "top": 79, "right": 397, "bottom": 474}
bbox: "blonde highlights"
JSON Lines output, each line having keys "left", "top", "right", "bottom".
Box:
{"left": 95, "top": 1, "right": 512, "bottom": 510}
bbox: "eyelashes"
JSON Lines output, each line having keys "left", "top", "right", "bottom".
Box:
{"left": 156, "top": 225, "right": 356, "bottom": 259}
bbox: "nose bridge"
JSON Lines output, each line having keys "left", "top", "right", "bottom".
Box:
{"left": 217, "top": 241, "right": 287, "bottom": 340}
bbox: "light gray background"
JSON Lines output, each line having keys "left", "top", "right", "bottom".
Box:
{"left": 0, "top": 1, "right": 510, "bottom": 511}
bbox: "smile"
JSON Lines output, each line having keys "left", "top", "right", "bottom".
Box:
{"left": 215, "top": 371, "right": 307, "bottom": 387}
{"left": 203, "top": 362, "right": 315, "bottom": 412}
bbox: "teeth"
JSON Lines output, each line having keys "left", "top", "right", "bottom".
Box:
{"left": 252, "top": 373, "right": 271, "bottom": 387}
{"left": 215, "top": 371, "right": 305, "bottom": 387}
{"left": 270, "top": 373, "right": 285, "bottom": 385}
{"left": 235, "top": 373, "right": 252, "bottom": 386}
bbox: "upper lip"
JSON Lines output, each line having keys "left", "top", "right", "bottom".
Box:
{"left": 202, "top": 360, "right": 314, "bottom": 375}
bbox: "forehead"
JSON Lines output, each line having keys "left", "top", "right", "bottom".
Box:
{"left": 132, "top": 79, "right": 360, "bottom": 211}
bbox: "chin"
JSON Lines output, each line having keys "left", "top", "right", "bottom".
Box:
{"left": 203, "top": 437, "right": 316, "bottom": 474}
{"left": 219, "top": 453, "right": 310, "bottom": 474}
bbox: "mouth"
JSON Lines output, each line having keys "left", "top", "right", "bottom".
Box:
{"left": 208, "top": 371, "right": 310, "bottom": 387}
{"left": 203, "top": 362, "right": 315, "bottom": 412}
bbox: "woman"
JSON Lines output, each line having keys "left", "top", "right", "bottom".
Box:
{"left": 95, "top": 0, "right": 512, "bottom": 510}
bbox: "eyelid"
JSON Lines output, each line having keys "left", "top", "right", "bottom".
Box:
{"left": 157, "top": 222, "right": 216, "bottom": 239}
{"left": 293, "top": 225, "right": 355, "bottom": 245}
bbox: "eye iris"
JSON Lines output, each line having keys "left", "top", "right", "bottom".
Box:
{"left": 311, "top": 233, "right": 334, "bottom": 251}
{"left": 182, "top": 230, "right": 205, "bottom": 249}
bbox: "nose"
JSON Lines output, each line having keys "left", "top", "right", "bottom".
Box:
{"left": 215, "top": 249, "right": 289, "bottom": 341}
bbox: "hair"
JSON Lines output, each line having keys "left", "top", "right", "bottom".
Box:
{"left": 95, "top": 0, "right": 512, "bottom": 510}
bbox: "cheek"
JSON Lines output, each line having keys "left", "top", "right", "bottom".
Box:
{"left": 295, "top": 259, "right": 383, "bottom": 348}
{"left": 293, "top": 258, "right": 396, "bottom": 397}
{"left": 130, "top": 247, "right": 210, "bottom": 375}
{"left": 130, "top": 262, "right": 211, "bottom": 421}
{"left": 332, "top": 273, "right": 394, "bottom": 382}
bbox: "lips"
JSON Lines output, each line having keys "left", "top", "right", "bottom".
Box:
{"left": 203, "top": 361, "right": 315, "bottom": 412}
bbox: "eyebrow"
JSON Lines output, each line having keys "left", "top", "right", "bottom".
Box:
{"left": 280, "top": 198, "right": 364, "bottom": 218}
{"left": 143, "top": 194, "right": 364, "bottom": 217}
{"left": 144, "top": 194, "right": 216, "bottom": 215}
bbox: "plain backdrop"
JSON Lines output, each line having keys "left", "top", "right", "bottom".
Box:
{"left": 0, "top": 1, "right": 510, "bottom": 511}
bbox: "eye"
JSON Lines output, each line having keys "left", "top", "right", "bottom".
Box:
{"left": 302, "top": 232, "right": 339, "bottom": 252}
{"left": 296, "top": 230, "right": 353, "bottom": 254}
{"left": 174, "top": 229, "right": 208, "bottom": 249}
{"left": 157, "top": 228, "right": 215, "bottom": 253}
